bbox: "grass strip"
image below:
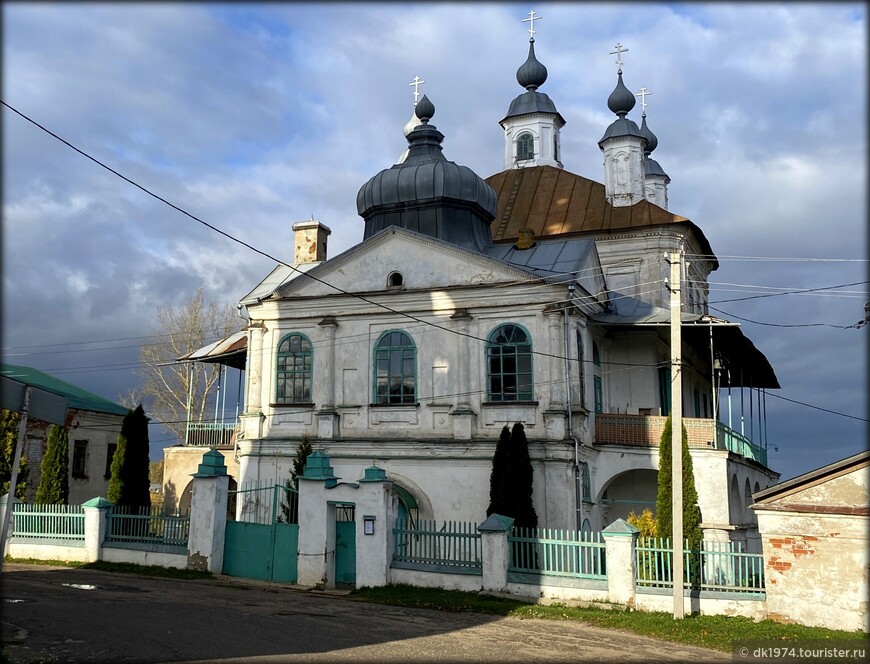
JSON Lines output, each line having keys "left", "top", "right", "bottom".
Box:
{"left": 351, "top": 584, "right": 867, "bottom": 652}
{"left": 4, "top": 556, "right": 212, "bottom": 580}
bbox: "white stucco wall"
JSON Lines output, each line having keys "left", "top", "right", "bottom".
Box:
{"left": 101, "top": 546, "right": 188, "bottom": 570}
{"left": 7, "top": 541, "right": 88, "bottom": 563}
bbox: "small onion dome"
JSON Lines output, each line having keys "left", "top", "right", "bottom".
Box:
{"left": 501, "top": 39, "right": 564, "bottom": 125}
{"left": 598, "top": 116, "right": 646, "bottom": 148}
{"left": 516, "top": 39, "right": 548, "bottom": 91}
{"left": 357, "top": 95, "right": 497, "bottom": 253}
{"left": 607, "top": 71, "right": 636, "bottom": 117}
{"left": 646, "top": 156, "right": 669, "bottom": 180}
{"left": 639, "top": 114, "right": 658, "bottom": 154}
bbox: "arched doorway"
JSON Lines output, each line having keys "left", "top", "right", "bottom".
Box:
{"left": 600, "top": 469, "right": 658, "bottom": 525}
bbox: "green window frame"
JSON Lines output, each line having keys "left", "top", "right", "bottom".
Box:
{"left": 276, "top": 333, "right": 313, "bottom": 404}
{"left": 516, "top": 132, "right": 534, "bottom": 161}
{"left": 581, "top": 462, "right": 592, "bottom": 502}
{"left": 486, "top": 324, "right": 534, "bottom": 402}
{"left": 374, "top": 330, "right": 417, "bottom": 404}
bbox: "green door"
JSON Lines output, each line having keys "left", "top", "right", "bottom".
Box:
{"left": 334, "top": 504, "right": 356, "bottom": 586}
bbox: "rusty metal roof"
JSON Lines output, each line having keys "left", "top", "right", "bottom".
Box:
{"left": 484, "top": 165, "right": 715, "bottom": 264}
{"left": 176, "top": 331, "right": 247, "bottom": 370}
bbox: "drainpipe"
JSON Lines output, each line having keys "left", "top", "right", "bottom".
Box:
{"left": 564, "top": 283, "right": 581, "bottom": 531}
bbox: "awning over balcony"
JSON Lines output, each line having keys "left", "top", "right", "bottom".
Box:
{"left": 592, "top": 300, "right": 779, "bottom": 389}
{"left": 176, "top": 331, "right": 247, "bottom": 370}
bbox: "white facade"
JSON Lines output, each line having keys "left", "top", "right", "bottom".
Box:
{"left": 600, "top": 134, "right": 647, "bottom": 207}
{"left": 501, "top": 113, "right": 564, "bottom": 170}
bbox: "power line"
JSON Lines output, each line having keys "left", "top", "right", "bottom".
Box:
{"left": 709, "top": 280, "right": 869, "bottom": 304}
{"left": 765, "top": 391, "right": 870, "bottom": 424}
{"left": 708, "top": 306, "right": 856, "bottom": 329}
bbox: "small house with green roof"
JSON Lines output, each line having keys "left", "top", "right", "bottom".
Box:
{"left": 1, "top": 363, "right": 130, "bottom": 504}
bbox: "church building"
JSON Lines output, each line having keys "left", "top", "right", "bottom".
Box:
{"left": 169, "top": 21, "right": 780, "bottom": 551}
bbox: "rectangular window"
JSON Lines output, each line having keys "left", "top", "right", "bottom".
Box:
{"left": 72, "top": 440, "right": 88, "bottom": 479}
{"left": 658, "top": 367, "right": 672, "bottom": 416}
{"left": 104, "top": 442, "right": 117, "bottom": 479}
{"left": 593, "top": 376, "right": 603, "bottom": 414}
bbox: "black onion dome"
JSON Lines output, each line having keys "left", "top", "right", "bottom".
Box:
{"left": 646, "top": 156, "right": 669, "bottom": 179}
{"left": 501, "top": 37, "right": 564, "bottom": 125}
{"left": 357, "top": 96, "right": 497, "bottom": 253}
{"left": 516, "top": 39, "right": 548, "bottom": 91}
{"left": 639, "top": 114, "right": 658, "bottom": 154}
{"left": 607, "top": 72, "right": 636, "bottom": 117}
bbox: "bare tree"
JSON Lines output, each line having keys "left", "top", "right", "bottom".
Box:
{"left": 137, "top": 289, "right": 241, "bottom": 442}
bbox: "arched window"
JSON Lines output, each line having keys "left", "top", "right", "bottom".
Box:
{"left": 592, "top": 341, "right": 603, "bottom": 414}
{"left": 581, "top": 462, "right": 592, "bottom": 502}
{"left": 486, "top": 324, "right": 533, "bottom": 401}
{"left": 276, "top": 333, "right": 313, "bottom": 403}
{"left": 516, "top": 132, "right": 534, "bottom": 161}
{"left": 374, "top": 331, "right": 416, "bottom": 404}
{"left": 576, "top": 330, "right": 586, "bottom": 408}
{"left": 388, "top": 271, "right": 404, "bottom": 288}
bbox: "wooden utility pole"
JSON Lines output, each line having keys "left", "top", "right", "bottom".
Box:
{"left": 669, "top": 251, "right": 684, "bottom": 619}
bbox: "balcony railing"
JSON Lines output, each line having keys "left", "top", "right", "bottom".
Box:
{"left": 185, "top": 422, "right": 237, "bottom": 447}
{"left": 594, "top": 414, "right": 768, "bottom": 467}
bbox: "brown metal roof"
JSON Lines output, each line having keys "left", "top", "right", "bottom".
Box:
{"left": 485, "top": 166, "right": 714, "bottom": 260}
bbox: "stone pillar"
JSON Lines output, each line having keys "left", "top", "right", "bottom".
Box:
{"left": 355, "top": 465, "right": 395, "bottom": 589}
{"left": 296, "top": 451, "right": 338, "bottom": 587}
{"left": 450, "top": 309, "right": 476, "bottom": 439}
{"left": 82, "top": 497, "right": 113, "bottom": 563}
{"left": 478, "top": 513, "right": 514, "bottom": 593}
{"left": 187, "top": 450, "right": 230, "bottom": 573}
{"left": 316, "top": 316, "right": 339, "bottom": 438}
{"left": 602, "top": 518, "right": 639, "bottom": 607}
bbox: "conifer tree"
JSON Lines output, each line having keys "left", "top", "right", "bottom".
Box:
{"left": 655, "top": 415, "right": 703, "bottom": 586}
{"left": 35, "top": 425, "right": 69, "bottom": 504}
{"left": 508, "top": 423, "right": 538, "bottom": 529}
{"left": 486, "top": 425, "right": 512, "bottom": 517}
{"left": 290, "top": 436, "right": 313, "bottom": 487}
{"left": 1, "top": 408, "right": 28, "bottom": 500}
{"left": 108, "top": 406, "right": 151, "bottom": 510}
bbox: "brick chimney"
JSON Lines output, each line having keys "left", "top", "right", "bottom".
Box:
{"left": 292, "top": 218, "right": 331, "bottom": 264}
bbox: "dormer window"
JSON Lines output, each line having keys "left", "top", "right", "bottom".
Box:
{"left": 516, "top": 132, "right": 534, "bottom": 161}
{"left": 388, "top": 272, "right": 404, "bottom": 288}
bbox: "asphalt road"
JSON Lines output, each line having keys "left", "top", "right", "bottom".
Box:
{"left": 1, "top": 563, "right": 727, "bottom": 663}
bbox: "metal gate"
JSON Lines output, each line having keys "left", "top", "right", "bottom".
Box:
{"left": 223, "top": 481, "right": 298, "bottom": 583}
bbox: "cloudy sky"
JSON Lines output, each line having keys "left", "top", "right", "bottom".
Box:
{"left": 2, "top": 2, "right": 866, "bottom": 481}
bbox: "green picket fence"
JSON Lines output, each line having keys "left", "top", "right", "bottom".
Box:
{"left": 11, "top": 503, "right": 85, "bottom": 541}
{"left": 105, "top": 505, "right": 189, "bottom": 548}
{"left": 509, "top": 527, "right": 606, "bottom": 580}
{"left": 636, "top": 537, "right": 764, "bottom": 593}
{"left": 393, "top": 519, "right": 482, "bottom": 571}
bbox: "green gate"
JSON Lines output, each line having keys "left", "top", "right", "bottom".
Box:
{"left": 334, "top": 503, "right": 356, "bottom": 586}
{"left": 223, "top": 481, "right": 298, "bottom": 583}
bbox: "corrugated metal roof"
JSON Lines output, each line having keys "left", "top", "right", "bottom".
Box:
{"left": 485, "top": 165, "right": 715, "bottom": 265}
{"left": 486, "top": 237, "right": 597, "bottom": 281}
{"left": 176, "top": 331, "right": 247, "bottom": 369}
{"left": 240, "top": 262, "right": 318, "bottom": 306}
{"left": 590, "top": 303, "right": 780, "bottom": 388}
{"left": 0, "top": 364, "right": 128, "bottom": 417}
